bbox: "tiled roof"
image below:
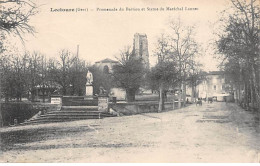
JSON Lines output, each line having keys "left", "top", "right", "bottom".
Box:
{"left": 95, "top": 58, "right": 118, "bottom": 63}
{"left": 207, "top": 71, "right": 224, "bottom": 75}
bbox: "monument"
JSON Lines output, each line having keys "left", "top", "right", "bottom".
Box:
{"left": 98, "top": 86, "right": 109, "bottom": 112}
{"left": 86, "top": 69, "right": 93, "bottom": 96}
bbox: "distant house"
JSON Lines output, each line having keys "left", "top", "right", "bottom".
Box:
{"left": 197, "top": 71, "right": 233, "bottom": 101}
{"left": 94, "top": 58, "right": 126, "bottom": 99}
{"left": 94, "top": 58, "right": 119, "bottom": 74}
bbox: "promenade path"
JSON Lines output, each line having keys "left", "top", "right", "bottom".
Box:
{"left": 1, "top": 102, "right": 259, "bottom": 162}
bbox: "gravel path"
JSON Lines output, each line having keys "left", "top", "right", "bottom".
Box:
{"left": 1, "top": 102, "right": 260, "bottom": 162}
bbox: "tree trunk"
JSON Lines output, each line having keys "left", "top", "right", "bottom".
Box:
{"left": 178, "top": 83, "right": 182, "bottom": 109}
{"left": 258, "top": 53, "right": 260, "bottom": 112}
{"left": 234, "top": 84, "right": 238, "bottom": 103}
{"left": 250, "top": 77, "right": 255, "bottom": 109}
{"left": 31, "top": 89, "right": 35, "bottom": 102}
{"left": 251, "top": 63, "right": 260, "bottom": 111}
{"left": 126, "top": 88, "right": 135, "bottom": 102}
{"left": 183, "top": 82, "right": 186, "bottom": 107}
{"left": 42, "top": 88, "right": 46, "bottom": 103}
{"left": 245, "top": 82, "right": 249, "bottom": 109}
{"left": 172, "top": 92, "right": 175, "bottom": 110}
{"left": 238, "top": 82, "right": 241, "bottom": 103}
{"left": 0, "top": 73, "right": 3, "bottom": 127}
{"left": 158, "top": 83, "right": 164, "bottom": 112}
{"left": 0, "top": 103, "right": 3, "bottom": 127}
{"left": 62, "top": 86, "right": 66, "bottom": 96}
{"left": 191, "top": 83, "right": 195, "bottom": 103}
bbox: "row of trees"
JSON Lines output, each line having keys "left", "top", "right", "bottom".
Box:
{"left": 150, "top": 18, "right": 204, "bottom": 112}
{"left": 0, "top": 50, "right": 89, "bottom": 101}
{"left": 0, "top": 46, "right": 153, "bottom": 103}
{"left": 0, "top": 0, "right": 39, "bottom": 126}
{"left": 0, "top": 48, "right": 149, "bottom": 103}
{"left": 216, "top": 0, "right": 259, "bottom": 111}
{"left": 0, "top": 42, "right": 203, "bottom": 105}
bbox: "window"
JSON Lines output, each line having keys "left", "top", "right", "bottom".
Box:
{"left": 140, "top": 42, "right": 143, "bottom": 57}
{"left": 103, "top": 65, "right": 109, "bottom": 74}
{"left": 214, "top": 85, "right": 217, "bottom": 91}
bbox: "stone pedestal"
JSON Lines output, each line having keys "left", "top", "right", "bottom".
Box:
{"left": 51, "top": 95, "right": 62, "bottom": 105}
{"left": 50, "top": 95, "right": 62, "bottom": 111}
{"left": 98, "top": 95, "right": 109, "bottom": 112}
{"left": 86, "top": 85, "right": 93, "bottom": 96}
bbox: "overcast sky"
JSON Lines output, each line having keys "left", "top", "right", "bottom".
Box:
{"left": 12, "top": 0, "right": 231, "bottom": 71}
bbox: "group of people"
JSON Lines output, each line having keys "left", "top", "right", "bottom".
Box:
{"left": 196, "top": 97, "right": 215, "bottom": 106}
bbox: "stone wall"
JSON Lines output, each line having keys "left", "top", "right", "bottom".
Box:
{"left": 110, "top": 102, "right": 179, "bottom": 115}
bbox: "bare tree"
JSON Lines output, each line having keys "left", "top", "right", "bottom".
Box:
{"left": 27, "top": 52, "right": 41, "bottom": 101}
{"left": 150, "top": 34, "right": 179, "bottom": 112}
{"left": 186, "top": 62, "right": 205, "bottom": 103}
{"left": 0, "top": 0, "right": 38, "bottom": 42}
{"left": 168, "top": 17, "right": 199, "bottom": 108}
{"left": 56, "top": 50, "right": 72, "bottom": 95}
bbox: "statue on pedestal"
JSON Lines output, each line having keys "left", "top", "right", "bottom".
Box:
{"left": 86, "top": 70, "right": 93, "bottom": 85}
{"left": 85, "top": 69, "right": 93, "bottom": 96}
{"left": 99, "top": 86, "right": 107, "bottom": 96}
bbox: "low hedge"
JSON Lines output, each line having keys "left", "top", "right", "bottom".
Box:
{"left": 1, "top": 102, "right": 44, "bottom": 126}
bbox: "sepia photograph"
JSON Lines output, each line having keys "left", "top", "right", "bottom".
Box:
{"left": 0, "top": 0, "right": 259, "bottom": 163}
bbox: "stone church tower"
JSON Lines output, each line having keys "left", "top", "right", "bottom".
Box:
{"left": 133, "top": 33, "right": 150, "bottom": 69}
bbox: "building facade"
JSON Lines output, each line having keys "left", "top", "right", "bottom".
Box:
{"left": 196, "top": 71, "right": 233, "bottom": 101}
{"left": 94, "top": 58, "right": 119, "bottom": 74}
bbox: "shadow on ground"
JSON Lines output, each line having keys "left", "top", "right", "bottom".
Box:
{"left": 0, "top": 125, "right": 96, "bottom": 151}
